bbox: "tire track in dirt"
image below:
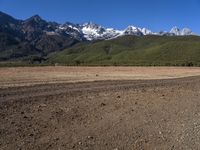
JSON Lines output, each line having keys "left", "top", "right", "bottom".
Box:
{"left": 1, "top": 76, "right": 199, "bottom": 102}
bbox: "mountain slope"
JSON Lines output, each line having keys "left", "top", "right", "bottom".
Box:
{"left": 47, "top": 35, "right": 200, "bottom": 66}
{"left": 0, "top": 11, "right": 80, "bottom": 61}
{"left": 0, "top": 11, "right": 199, "bottom": 64}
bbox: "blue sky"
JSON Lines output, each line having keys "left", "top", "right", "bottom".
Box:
{"left": 0, "top": 0, "right": 199, "bottom": 33}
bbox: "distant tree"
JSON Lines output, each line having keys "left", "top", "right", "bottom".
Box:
{"left": 75, "top": 60, "right": 81, "bottom": 65}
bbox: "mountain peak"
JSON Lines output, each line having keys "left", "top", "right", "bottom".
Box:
{"left": 27, "top": 14, "right": 43, "bottom": 23}
{"left": 124, "top": 26, "right": 143, "bottom": 36}
{"left": 82, "top": 22, "right": 101, "bottom": 29}
{"left": 182, "top": 28, "right": 193, "bottom": 35}
{"left": 141, "top": 28, "right": 153, "bottom": 35}
{"left": 125, "top": 26, "right": 139, "bottom": 31}
{"left": 170, "top": 26, "right": 181, "bottom": 35}
{"left": 171, "top": 26, "right": 180, "bottom": 30}
{"left": 170, "top": 27, "right": 194, "bottom": 36}
{"left": 31, "top": 15, "right": 42, "bottom": 22}
{"left": 83, "top": 21, "right": 96, "bottom": 25}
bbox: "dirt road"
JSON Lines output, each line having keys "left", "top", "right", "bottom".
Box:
{"left": 1, "top": 75, "right": 200, "bottom": 149}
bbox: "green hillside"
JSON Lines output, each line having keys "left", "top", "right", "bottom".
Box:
{"left": 47, "top": 35, "right": 200, "bottom": 66}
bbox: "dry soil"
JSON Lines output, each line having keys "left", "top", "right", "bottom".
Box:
{"left": 1, "top": 67, "right": 200, "bottom": 150}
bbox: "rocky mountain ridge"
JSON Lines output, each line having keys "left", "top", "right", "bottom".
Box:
{"left": 0, "top": 11, "right": 197, "bottom": 61}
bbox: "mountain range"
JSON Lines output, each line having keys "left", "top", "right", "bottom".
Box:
{"left": 0, "top": 11, "right": 199, "bottom": 66}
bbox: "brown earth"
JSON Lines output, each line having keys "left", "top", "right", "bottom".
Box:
{"left": 1, "top": 66, "right": 200, "bottom": 88}
{"left": 1, "top": 67, "right": 200, "bottom": 150}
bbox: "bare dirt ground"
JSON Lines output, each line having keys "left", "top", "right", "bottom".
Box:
{"left": 1, "top": 66, "right": 200, "bottom": 88}
{"left": 1, "top": 67, "right": 200, "bottom": 150}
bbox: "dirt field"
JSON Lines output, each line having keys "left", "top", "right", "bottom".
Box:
{"left": 1, "top": 66, "right": 200, "bottom": 88}
{"left": 1, "top": 67, "right": 200, "bottom": 150}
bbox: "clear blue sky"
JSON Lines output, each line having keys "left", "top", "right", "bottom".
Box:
{"left": 0, "top": 0, "right": 199, "bottom": 33}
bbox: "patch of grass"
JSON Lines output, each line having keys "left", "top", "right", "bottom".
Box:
{"left": 47, "top": 35, "right": 200, "bottom": 66}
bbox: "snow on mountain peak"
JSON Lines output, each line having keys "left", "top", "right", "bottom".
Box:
{"left": 141, "top": 28, "right": 153, "bottom": 35}
{"left": 82, "top": 22, "right": 100, "bottom": 28}
{"left": 54, "top": 21, "right": 196, "bottom": 41}
{"left": 124, "top": 26, "right": 143, "bottom": 36}
{"left": 80, "top": 22, "right": 106, "bottom": 40}
{"left": 123, "top": 26, "right": 155, "bottom": 36}
{"left": 170, "top": 27, "right": 194, "bottom": 36}
{"left": 170, "top": 26, "right": 181, "bottom": 35}
{"left": 181, "top": 28, "right": 193, "bottom": 35}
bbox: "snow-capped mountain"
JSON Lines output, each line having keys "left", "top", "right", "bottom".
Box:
{"left": 170, "top": 26, "right": 194, "bottom": 36}
{"left": 26, "top": 15, "right": 193, "bottom": 41}
{"left": 76, "top": 23, "right": 156, "bottom": 40}
{"left": 141, "top": 28, "right": 154, "bottom": 35}
{"left": 58, "top": 22, "right": 84, "bottom": 41}
{"left": 123, "top": 26, "right": 143, "bottom": 36}
{"left": 0, "top": 10, "right": 196, "bottom": 43}
{"left": 80, "top": 22, "right": 123, "bottom": 40}
{"left": 181, "top": 28, "right": 194, "bottom": 35}
{"left": 81, "top": 22, "right": 106, "bottom": 40}
{"left": 170, "top": 27, "right": 182, "bottom": 35}
{"left": 56, "top": 22, "right": 195, "bottom": 41}
{"left": 56, "top": 22, "right": 158, "bottom": 41}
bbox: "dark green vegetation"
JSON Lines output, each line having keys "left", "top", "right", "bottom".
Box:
{"left": 47, "top": 35, "right": 200, "bottom": 66}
